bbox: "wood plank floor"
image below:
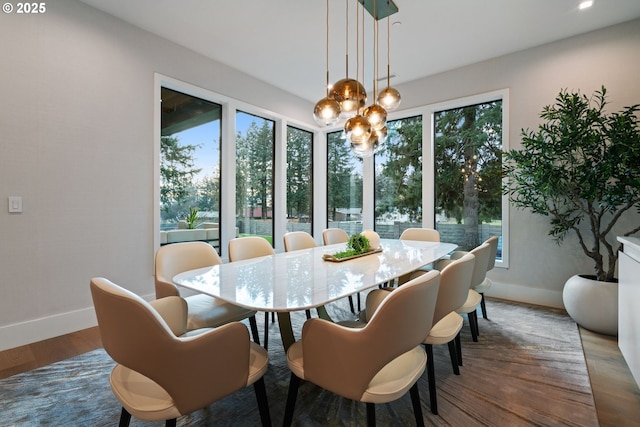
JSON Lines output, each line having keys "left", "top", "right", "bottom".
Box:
{"left": 1, "top": 325, "right": 639, "bottom": 426}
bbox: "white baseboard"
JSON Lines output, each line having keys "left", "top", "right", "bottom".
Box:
{"left": 0, "top": 293, "right": 155, "bottom": 352}
{"left": 487, "top": 280, "right": 565, "bottom": 310}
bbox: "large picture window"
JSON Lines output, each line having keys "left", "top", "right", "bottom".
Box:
{"left": 433, "top": 99, "right": 504, "bottom": 260}
{"left": 235, "top": 111, "right": 275, "bottom": 245}
{"left": 327, "top": 131, "right": 363, "bottom": 236}
{"left": 286, "top": 126, "right": 313, "bottom": 233}
{"left": 159, "top": 87, "right": 222, "bottom": 252}
{"left": 374, "top": 115, "right": 423, "bottom": 238}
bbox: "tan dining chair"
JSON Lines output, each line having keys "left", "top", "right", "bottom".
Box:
{"left": 322, "top": 228, "right": 360, "bottom": 313}
{"left": 228, "top": 236, "right": 276, "bottom": 350}
{"left": 452, "top": 242, "right": 491, "bottom": 342}
{"left": 283, "top": 269, "right": 441, "bottom": 426}
{"left": 154, "top": 242, "right": 260, "bottom": 343}
{"left": 474, "top": 236, "right": 499, "bottom": 319}
{"left": 397, "top": 227, "right": 442, "bottom": 286}
{"left": 90, "top": 277, "right": 271, "bottom": 427}
{"left": 419, "top": 252, "right": 475, "bottom": 414}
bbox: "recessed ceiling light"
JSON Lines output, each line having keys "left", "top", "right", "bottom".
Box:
{"left": 579, "top": 0, "right": 594, "bottom": 10}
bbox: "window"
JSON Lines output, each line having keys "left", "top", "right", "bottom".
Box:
{"left": 235, "top": 111, "right": 275, "bottom": 245}
{"left": 327, "top": 131, "right": 363, "bottom": 236}
{"left": 160, "top": 87, "right": 222, "bottom": 252}
{"left": 286, "top": 126, "right": 313, "bottom": 233}
{"left": 374, "top": 115, "right": 423, "bottom": 238}
{"left": 433, "top": 98, "right": 505, "bottom": 261}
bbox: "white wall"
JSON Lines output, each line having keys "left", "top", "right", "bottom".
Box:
{"left": 0, "top": 0, "right": 638, "bottom": 351}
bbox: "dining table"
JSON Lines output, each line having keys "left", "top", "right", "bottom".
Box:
{"left": 173, "top": 238, "right": 457, "bottom": 351}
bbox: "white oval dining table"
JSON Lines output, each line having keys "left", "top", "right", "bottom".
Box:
{"left": 173, "top": 238, "right": 457, "bottom": 351}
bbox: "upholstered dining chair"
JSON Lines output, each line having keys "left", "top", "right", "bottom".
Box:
{"left": 322, "top": 228, "right": 360, "bottom": 313}
{"left": 452, "top": 242, "right": 491, "bottom": 342}
{"left": 397, "top": 227, "right": 442, "bottom": 286}
{"left": 154, "top": 242, "right": 260, "bottom": 343}
{"left": 283, "top": 270, "right": 441, "bottom": 427}
{"left": 418, "top": 252, "right": 475, "bottom": 414}
{"left": 473, "top": 236, "right": 499, "bottom": 319}
{"left": 283, "top": 231, "right": 316, "bottom": 319}
{"left": 228, "top": 236, "right": 276, "bottom": 350}
{"left": 90, "top": 277, "right": 271, "bottom": 427}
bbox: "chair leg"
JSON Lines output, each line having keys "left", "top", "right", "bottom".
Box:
{"left": 357, "top": 292, "right": 361, "bottom": 312}
{"left": 447, "top": 340, "right": 460, "bottom": 375}
{"left": 468, "top": 312, "right": 478, "bottom": 342}
{"left": 283, "top": 373, "right": 300, "bottom": 427}
{"left": 305, "top": 309, "right": 311, "bottom": 319}
{"left": 425, "top": 344, "right": 438, "bottom": 415}
{"left": 264, "top": 312, "right": 269, "bottom": 350}
{"left": 118, "top": 407, "right": 131, "bottom": 427}
{"left": 410, "top": 382, "right": 426, "bottom": 427}
{"left": 366, "top": 402, "right": 376, "bottom": 427}
{"left": 253, "top": 377, "right": 272, "bottom": 427}
{"left": 472, "top": 310, "right": 480, "bottom": 338}
{"left": 249, "top": 315, "right": 261, "bottom": 345}
{"left": 271, "top": 312, "right": 276, "bottom": 322}
{"left": 165, "top": 419, "right": 177, "bottom": 427}
{"left": 455, "top": 333, "right": 463, "bottom": 366}
{"left": 348, "top": 295, "right": 355, "bottom": 313}
{"left": 480, "top": 293, "right": 488, "bottom": 319}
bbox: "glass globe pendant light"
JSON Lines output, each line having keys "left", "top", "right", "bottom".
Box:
{"left": 377, "top": 3, "right": 401, "bottom": 111}
{"left": 313, "top": 0, "right": 341, "bottom": 127}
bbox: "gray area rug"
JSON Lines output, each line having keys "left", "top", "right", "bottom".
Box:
{"left": 0, "top": 297, "right": 598, "bottom": 426}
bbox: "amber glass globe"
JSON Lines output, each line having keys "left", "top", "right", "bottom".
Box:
{"left": 330, "top": 78, "right": 367, "bottom": 118}
{"left": 350, "top": 125, "right": 387, "bottom": 158}
{"left": 377, "top": 86, "right": 401, "bottom": 111}
{"left": 313, "top": 97, "right": 341, "bottom": 127}
{"left": 344, "top": 114, "right": 372, "bottom": 145}
{"left": 363, "top": 104, "right": 388, "bottom": 131}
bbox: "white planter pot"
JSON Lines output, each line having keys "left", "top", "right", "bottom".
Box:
{"left": 562, "top": 274, "right": 618, "bottom": 336}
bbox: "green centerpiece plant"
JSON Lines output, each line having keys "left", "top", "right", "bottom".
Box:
{"left": 333, "top": 234, "right": 371, "bottom": 259}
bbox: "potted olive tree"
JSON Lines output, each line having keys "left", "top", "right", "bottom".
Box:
{"left": 503, "top": 86, "right": 640, "bottom": 335}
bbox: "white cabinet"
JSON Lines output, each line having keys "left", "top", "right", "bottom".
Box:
{"left": 618, "top": 236, "right": 640, "bottom": 388}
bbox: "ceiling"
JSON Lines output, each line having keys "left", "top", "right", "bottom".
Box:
{"left": 78, "top": 0, "right": 640, "bottom": 104}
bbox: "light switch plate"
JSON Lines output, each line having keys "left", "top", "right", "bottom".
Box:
{"left": 8, "top": 196, "right": 22, "bottom": 213}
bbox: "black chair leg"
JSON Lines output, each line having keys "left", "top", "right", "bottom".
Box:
{"left": 472, "top": 310, "right": 480, "bottom": 337}
{"left": 480, "top": 293, "right": 488, "bottom": 319}
{"left": 357, "top": 292, "right": 361, "bottom": 312}
{"left": 469, "top": 312, "right": 478, "bottom": 342}
{"left": 253, "top": 377, "right": 272, "bottom": 427}
{"left": 264, "top": 312, "right": 269, "bottom": 350}
{"left": 249, "top": 315, "right": 261, "bottom": 345}
{"left": 166, "top": 419, "right": 177, "bottom": 427}
{"left": 283, "top": 373, "right": 300, "bottom": 427}
{"left": 409, "top": 382, "right": 426, "bottom": 427}
{"left": 305, "top": 309, "right": 311, "bottom": 319}
{"left": 366, "top": 402, "right": 376, "bottom": 427}
{"left": 425, "top": 344, "right": 438, "bottom": 415}
{"left": 118, "top": 407, "right": 131, "bottom": 427}
{"left": 348, "top": 295, "right": 356, "bottom": 313}
{"left": 447, "top": 340, "right": 460, "bottom": 375}
{"left": 455, "top": 333, "right": 463, "bottom": 366}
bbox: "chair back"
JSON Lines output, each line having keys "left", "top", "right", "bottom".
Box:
{"left": 283, "top": 231, "right": 317, "bottom": 252}
{"left": 469, "top": 242, "right": 491, "bottom": 288}
{"left": 432, "top": 253, "right": 475, "bottom": 324}
{"left": 399, "top": 227, "right": 441, "bottom": 242}
{"left": 322, "top": 228, "right": 349, "bottom": 245}
{"left": 155, "top": 241, "right": 223, "bottom": 299}
{"left": 90, "top": 277, "right": 251, "bottom": 415}
{"left": 484, "top": 236, "right": 499, "bottom": 271}
{"left": 301, "top": 269, "right": 440, "bottom": 400}
{"left": 228, "top": 236, "right": 275, "bottom": 262}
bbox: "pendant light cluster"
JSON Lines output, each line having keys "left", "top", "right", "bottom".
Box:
{"left": 313, "top": 0, "right": 401, "bottom": 158}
